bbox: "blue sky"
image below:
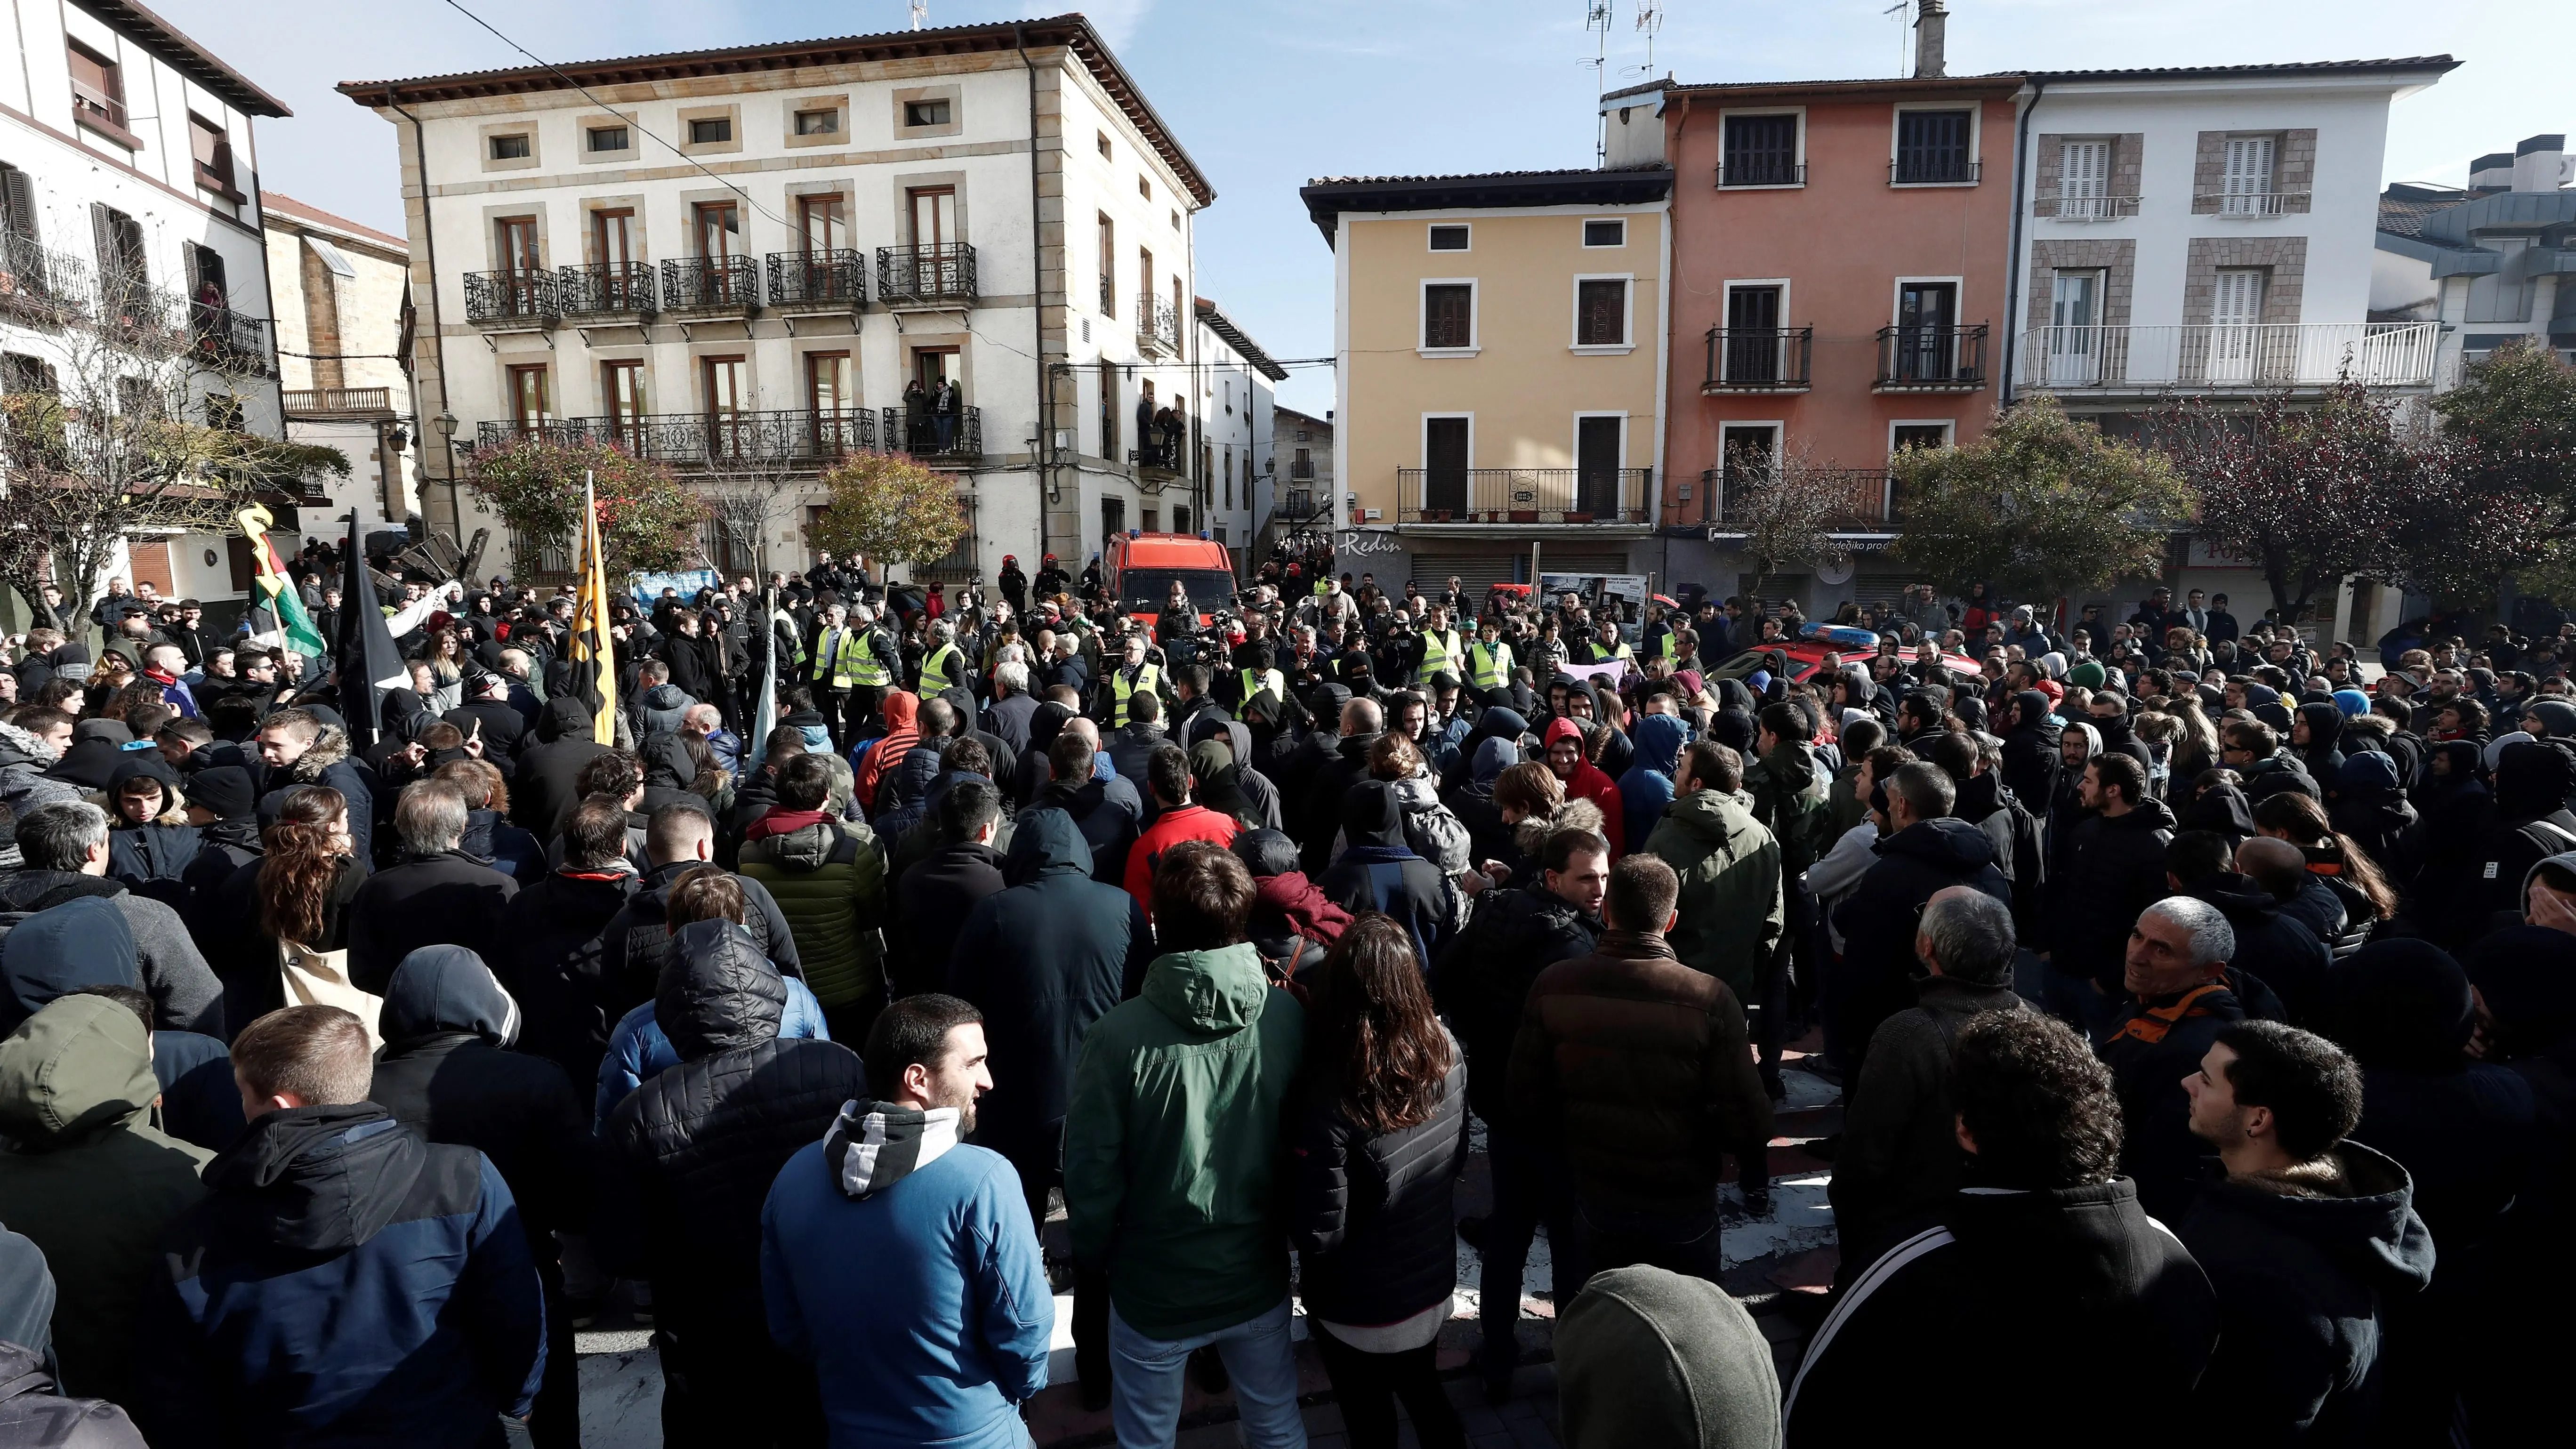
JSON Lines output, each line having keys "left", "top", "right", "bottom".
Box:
{"left": 160, "top": 0, "right": 2570, "bottom": 417}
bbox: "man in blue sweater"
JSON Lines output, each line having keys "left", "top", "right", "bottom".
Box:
{"left": 763, "top": 993, "right": 1053, "bottom": 1449}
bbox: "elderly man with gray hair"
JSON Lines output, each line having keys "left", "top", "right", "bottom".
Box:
{"left": 0, "top": 799, "right": 224, "bottom": 1034}
{"left": 2096, "top": 894, "right": 2264, "bottom": 1224}
{"left": 343, "top": 781, "right": 522, "bottom": 995}
{"left": 1828, "top": 886, "right": 2032, "bottom": 1277}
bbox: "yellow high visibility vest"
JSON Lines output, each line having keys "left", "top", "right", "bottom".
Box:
{"left": 1110, "top": 662, "right": 1161, "bottom": 725}
{"left": 813, "top": 629, "right": 861, "bottom": 688}
{"left": 1416, "top": 628, "right": 1461, "bottom": 685}
{"left": 1467, "top": 640, "right": 1512, "bottom": 689}
{"left": 848, "top": 630, "right": 891, "bottom": 687}
{"left": 919, "top": 643, "right": 964, "bottom": 696}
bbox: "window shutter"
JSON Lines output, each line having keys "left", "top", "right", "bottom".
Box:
{"left": 2061, "top": 141, "right": 2108, "bottom": 201}
{"left": 2222, "top": 137, "right": 2275, "bottom": 211}
{"left": 0, "top": 165, "right": 32, "bottom": 244}
{"left": 182, "top": 242, "right": 203, "bottom": 300}
{"left": 2214, "top": 269, "right": 2264, "bottom": 327}
{"left": 90, "top": 201, "right": 114, "bottom": 274}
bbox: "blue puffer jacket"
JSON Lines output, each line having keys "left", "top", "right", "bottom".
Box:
{"left": 1617, "top": 714, "right": 1691, "bottom": 856}
{"left": 595, "top": 977, "right": 830, "bottom": 1128}
{"left": 137, "top": 1103, "right": 545, "bottom": 1447}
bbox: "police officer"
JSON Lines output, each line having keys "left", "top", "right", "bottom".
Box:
{"left": 1097, "top": 630, "right": 1162, "bottom": 726}
{"left": 918, "top": 617, "right": 966, "bottom": 699}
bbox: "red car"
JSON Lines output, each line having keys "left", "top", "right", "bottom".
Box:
{"left": 1714, "top": 623, "right": 1978, "bottom": 685}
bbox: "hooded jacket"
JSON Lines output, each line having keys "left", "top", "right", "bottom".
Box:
{"left": 1616, "top": 715, "right": 1690, "bottom": 856}
{"left": 254, "top": 724, "right": 377, "bottom": 866}
{"left": 509, "top": 699, "right": 613, "bottom": 842}
{"left": 1316, "top": 781, "right": 1462, "bottom": 966}
{"left": 2178, "top": 1142, "right": 2434, "bottom": 1445}
{"left": 0, "top": 1339, "right": 148, "bottom": 1448}
{"left": 1642, "top": 787, "right": 1786, "bottom": 1004}
{"left": 2331, "top": 751, "right": 2416, "bottom": 869}
{"left": 2048, "top": 797, "right": 2182, "bottom": 990}
{"left": 0, "top": 996, "right": 211, "bottom": 1409}
{"left": 2182, "top": 872, "right": 2334, "bottom": 1027}
{"left": 1235, "top": 828, "right": 1353, "bottom": 986}
{"left": 1298, "top": 728, "right": 1383, "bottom": 874}
{"left": 761, "top": 1100, "right": 1052, "bottom": 1449}
{"left": 738, "top": 809, "right": 888, "bottom": 1012}
{"left": 890, "top": 838, "right": 1007, "bottom": 999}
{"left": 1062, "top": 942, "right": 1304, "bottom": 1339}
{"left": 593, "top": 857, "right": 801, "bottom": 1029}
{"left": 1744, "top": 737, "right": 1836, "bottom": 878}
{"left": 1511, "top": 929, "right": 1774, "bottom": 1215}
{"left": 1831, "top": 818, "right": 2013, "bottom": 1064}
{"left": 601, "top": 920, "right": 867, "bottom": 1350}
{"left": 0, "top": 876, "right": 224, "bottom": 1039}
{"left": 947, "top": 810, "right": 1148, "bottom": 1164}
{"left": 631, "top": 681, "right": 694, "bottom": 739}
{"left": 0, "top": 721, "right": 80, "bottom": 820}
{"left": 1544, "top": 717, "right": 1627, "bottom": 861}
{"left": 1999, "top": 689, "right": 2064, "bottom": 816}
{"left": 1122, "top": 800, "right": 1242, "bottom": 915}
{"left": 137, "top": 1101, "right": 546, "bottom": 1447}
{"left": 1559, "top": 1265, "right": 1781, "bottom": 1449}
{"left": 1787, "top": 1176, "right": 2217, "bottom": 1447}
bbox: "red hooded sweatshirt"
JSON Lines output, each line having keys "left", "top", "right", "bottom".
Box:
{"left": 1544, "top": 716, "right": 1626, "bottom": 859}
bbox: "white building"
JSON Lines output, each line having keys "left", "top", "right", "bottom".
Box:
{"left": 0, "top": 0, "right": 291, "bottom": 630}
{"left": 1264, "top": 404, "right": 1333, "bottom": 558}
{"left": 2372, "top": 135, "right": 2576, "bottom": 381}
{"left": 264, "top": 192, "right": 423, "bottom": 531}
{"left": 336, "top": 14, "right": 1216, "bottom": 587}
{"left": 1190, "top": 297, "right": 1284, "bottom": 573}
{"left": 2005, "top": 57, "right": 2457, "bottom": 432}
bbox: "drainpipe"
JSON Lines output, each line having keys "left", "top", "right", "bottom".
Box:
{"left": 2001, "top": 77, "right": 2045, "bottom": 407}
{"left": 386, "top": 94, "right": 457, "bottom": 541}
{"left": 1014, "top": 25, "right": 1051, "bottom": 570}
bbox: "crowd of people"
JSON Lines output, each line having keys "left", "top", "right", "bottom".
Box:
{"left": 0, "top": 544, "right": 2566, "bottom": 1449}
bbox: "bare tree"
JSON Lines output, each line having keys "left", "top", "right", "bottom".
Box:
{"left": 696, "top": 444, "right": 808, "bottom": 583}
{"left": 0, "top": 258, "right": 344, "bottom": 630}
{"left": 1721, "top": 444, "right": 1851, "bottom": 602}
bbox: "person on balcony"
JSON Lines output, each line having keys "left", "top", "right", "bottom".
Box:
{"left": 933, "top": 379, "right": 961, "bottom": 454}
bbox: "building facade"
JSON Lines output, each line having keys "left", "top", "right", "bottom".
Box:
{"left": 2373, "top": 134, "right": 2576, "bottom": 378}
{"left": 263, "top": 192, "right": 421, "bottom": 529}
{"left": 1303, "top": 169, "right": 1672, "bottom": 595}
{"left": 1190, "top": 296, "right": 1284, "bottom": 572}
{"left": 1264, "top": 403, "right": 1333, "bottom": 556}
{"left": 0, "top": 0, "right": 290, "bottom": 629}
{"left": 337, "top": 15, "right": 1213, "bottom": 585}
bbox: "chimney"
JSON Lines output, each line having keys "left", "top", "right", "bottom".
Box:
{"left": 2468, "top": 151, "right": 2516, "bottom": 194}
{"left": 1915, "top": 0, "right": 1948, "bottom": 80}
{"left": 2513, "top": 133, "right": 2567, "bottom": 193}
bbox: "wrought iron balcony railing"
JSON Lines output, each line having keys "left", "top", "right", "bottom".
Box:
{"left": 1718, "top": 160, "right": 1804, "bottom": 187}
{"left": 0, "top": 235, "right": 90, "bottom": 327}
{"left": 1704, "top": 326, "right": 1813, "bottom": 392}
{"left": 463, "top": 269, "right": 556, "bottom": 325}
{"left": 1394, "top": 467, "right": 1650, "bottom": 525}
{"left": 1687, "top": 466, "right": 1898, "bottom": 531}
{"left": 877, "top": 243, "right": 977, "bottom": 305}
{"left": 882, "top": 403, "right": 982, "bottom": 458}
{"left": 1137, "top": 293, "right": 1180, "bottom": 354}
{"left": 766, "top": 250, "right": 865, "bottom": 311}
{"left": 476, "top": 409, "right": 877, "bottom": 464}
{"left": 1873, "top": 324, "right": 1988, "bottom": 390}
{"left": 659, "top": 256, "right": 760, "bottom": 314}
{"left": 189, "top": 308, "right": 276, "bottom": 377}
{"left": 556, "top": 263, "right": 657, "bottom": 318}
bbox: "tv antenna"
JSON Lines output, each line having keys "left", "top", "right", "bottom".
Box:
{"left": 1619, "top": 1, "right": 1664, "bottom": 82}
{"left": 1584, "top": 1, "right": 1612, "bottom": 165}
{"left": 910, "top": 1, "right": 928, "bottom": 31}
{"left": 1884, "top": 1, "right": 1909, "bottom": 77}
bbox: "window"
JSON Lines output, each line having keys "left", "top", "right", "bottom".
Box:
{"left": 507, "top": 365, "right": 550, "bottom": 426}
{"left": 903, "top": 99, "right": 952, "bottom": 129}
{"left": 66, "top": 43, "right": 125, "bottom": 132}
{"left": 2221, "top": 136, "right": 2277, "bottom": 216}
{"left": 185, "top": 243, "right": 227, "bottom": 311}
{"left": 1723, "top": 285, "right": 1785, "bottom": 382}
{"left": 3, "top": 353, "right": 56, "bottom": 394}
{"left": 490, "top": 133, "right": 531, "bottom": 161}
{"left": 1721, "top": 424, "right": 1779, "bottom": 478}
{"left": 1428, "top": 224, "right": 1470, "bottom": 251}
{"left": 1423, "top": 417, "right": 1470, "bottom": 514}
{"left": 1576, "top": 417, "right": 1623, "bottom": 515}
{"left": 1172, "top": 506, "right": 1190, "bottom": 535}
{"left": 495, "top": 216, "right": 540, "bottom": 272}
{"left": 206, "top": 394, "right": 244, "bottom": 433}
{"left": 1892, "top": 281, "right": 1960, "bottom": 380}
{"left": 0, "top": 165, "right": 36, "bottom": 252}
{"left": 593, "top": 209, "right": 637, "bottom": 268}
{"left": 601, "top": 361, "right": 645, "bottom": 444}
{"left": 1582, "top": 219, "right": 1626, "bottom": 248}
{"left": 1423, "top": 283, "right": 1474, "bottom": 350}
{"left": 1894, "top": 109, "right": 1976, "bottom": 184}
{"left": 807, "top": 353, "right": 859, "bottom": 452}
{"left": 695, "top": 202, "right": 740, "bottom": 259}
{"left": 1097, "top": 214, "right": 1115, "bottom": 315}
{"left": 1721, "top": 113, "right": 1799, "bottom": 185}
{"left": 1097, "top": 130, "right": 1113, "bottom": 161}
{"left": 682, "top": 116, "right": 727, "bottom": 145}
{"left": 910, "top": 187, "right": 957, "bottom": 249}
{"left": 1170, "top": 210, "right": 1181, "bottom": 232}
{"left": 189, "top": 117, "right": 235, "bottom": 195}
{"left": 2045, "top": 270, "right": 2104, "bottom": 385}
{"left": 799, "top": 194, "right": 845, "bottom": 254}
{"left": 1138, "top": 177, "right": 1152, "bottom": 201}
{"left": 1138, "top": 246, "right": 1155, "bottom": 318}
{"left": 1892, "top": 423, "right": 1951, "bottom": 454}
{"left": 793, "top": 109, "right": 838, "bottom": 137}
{"left": 2058, "top": 140, "right": 2110, "bottom": 218}
{"left": 588, "top": 125, "right": 629, "bottom": 153}
{"left": 1576, "top": 278, "right": 1628, "bottom": 347}
{"left": 92, "top": 205, "right": 146, "bottom": 301}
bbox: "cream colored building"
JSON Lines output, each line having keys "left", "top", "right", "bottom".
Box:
{"left": 1302, "top": 169, "right": 1673, "bottom": 591}
{"left": 264, "top": 192, "right": 421, "bottom": 528}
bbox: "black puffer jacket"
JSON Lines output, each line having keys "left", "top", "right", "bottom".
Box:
{"left": 1289, "top": 1041, "right": 1469, "bottom": 1328}
{"left": 601, "top": 920, "right": 866, "bottom": 1342}
{"left": 2046, "top": 799, "right": 2180, "bottom": 990}
{"left": 1429, "top": 883, "right": 1598, "bottom": 1130}
{"left": 593, "top": 858, "right": 802, "bottom": 1029}
{"left": 1998, "top": 691, "right": 2063, "bottom": 818}
{"left": 1831, "top": 817, "right": 2013, "bottom": 1067}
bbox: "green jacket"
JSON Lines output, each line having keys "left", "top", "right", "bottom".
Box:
{"left": 1063, "top": 943, "right": 1304, "bottom": 1339}
{"left": 739, "top": 815, "right": 887, "bottom": 1008}
{"left": 1744, "top": 742, "right": 1836, "bottom": 877}
{"left": 1827, "top": 761, "right": 1871, "bottom": 838}
{"left": 0, "top": 996, "right": 210, "bottom": 1407}
{"left": 1640, "top": 789, "right": 1784, "bottom": 1002}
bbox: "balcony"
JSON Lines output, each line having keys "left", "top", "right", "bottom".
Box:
{"left": 1717, "top": 160, "right": 1804, "bottom": 188}
{"left": 766, "top": 250, "right": 865, "bottom": 313}
{"left": 188, "top": 308, "right": 276, "bottom": 377}
{"left": 1685, "top": 466, "right": 1897, "bottom": 532}
{"left": 475, "top": 408, "right": 878, "bottom": 465}
{"left": 1288, "top": 458, "right": 1317, "bottom": 481}
{"left": 882, "top": 404, "right": 982, "bottom": 459}
{"left": 1892, "top": 157, "right": 1980, "bottom": 186}
{"left": 1873, "top": 324, "right": 1988, "bottom": 392}
{"left": 556, "top": 263, "right": 657, "bottom": 320}
{"left": 1704, "top": 326, "right": 1813, "bottom": 393}
{"left": 877, "top": 243, "right": 977, "bottom": 306}
{"left": 659, "top": 257, "right": 759, "bottom": 315}
{"left": 2198, "top": 191, "right": 2312, "bottom": 218}
{"left": 283, "top": 386, "right": 395, "bottom": 417}
{"left": 463, "top": 269, "right": 556, "bottom": 327}
{"left": 0, "top": 236, "right": 91, "bottom": 328}
{"left": 1137, "top": 293, "right": 1180, "bottom": 356}
{"left": 1393, "top": 467, "right": 1651, "bottom": 526}
{"left": 2033, "top": 193, "right": 2142, "bottom": 221}
{"left": 94, "top": 271, "right": 184, "bottom": 346}
{"left": 2013, "top": 322, "right": 2440, "bottom": 392}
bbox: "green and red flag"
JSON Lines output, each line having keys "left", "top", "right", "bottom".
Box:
{"left": 233, "top": 504, "right": 328, "bottom": 656}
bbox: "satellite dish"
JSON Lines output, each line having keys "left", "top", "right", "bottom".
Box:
{"left": 1816, "top": 556, "right": 1856, "bottom": 587}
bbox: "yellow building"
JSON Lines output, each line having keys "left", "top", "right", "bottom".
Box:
{"left": 1302, "top": 169, "right": 1672, "bottom": 593}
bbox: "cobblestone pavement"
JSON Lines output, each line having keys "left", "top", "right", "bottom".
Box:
{"left": 580, "top": 1039, "right": 1846, "bottom": 1448}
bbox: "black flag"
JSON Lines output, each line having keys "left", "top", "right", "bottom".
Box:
{"left": 337, "top": 508, "right": 409, "bottom": 752}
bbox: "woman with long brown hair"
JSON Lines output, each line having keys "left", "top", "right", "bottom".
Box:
{"left": 2252, "top": 790, "right": 2397, "bottom": 950}
{"left": 225, "top": 784, "right": 366, "bottom": 1028}
{"left": 1287, "top": 913, "right": 1469, "bottom": 1449}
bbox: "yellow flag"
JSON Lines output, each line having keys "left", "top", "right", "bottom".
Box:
{"left": 570, "top": 473, "right": 619, "bottom": 744}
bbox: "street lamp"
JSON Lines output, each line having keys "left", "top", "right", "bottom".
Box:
{"left": 433, "top": 411, "right": 459, "bottom": 455}
{"left": 433, "top": 411, "right": 461, "bottom": 543}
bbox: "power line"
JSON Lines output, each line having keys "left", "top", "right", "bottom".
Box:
{"left": 435, "top": 0, "right": 790, "bottom": 229}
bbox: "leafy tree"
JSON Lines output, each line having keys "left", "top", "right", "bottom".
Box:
{"left": 1889, "top": 396, "right": 2190, "bottom": 605}
{"left": 805, "top": 450, "right": 966, "bottom": 570}
{"left": 2432, "top": 339, "right": 2576, "bottom": 511}
{"left": 0, "top": 307, "right": 346, "bottom": 633}
{"left": 467, "top": 435, "right": 701, "bottom": 574}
